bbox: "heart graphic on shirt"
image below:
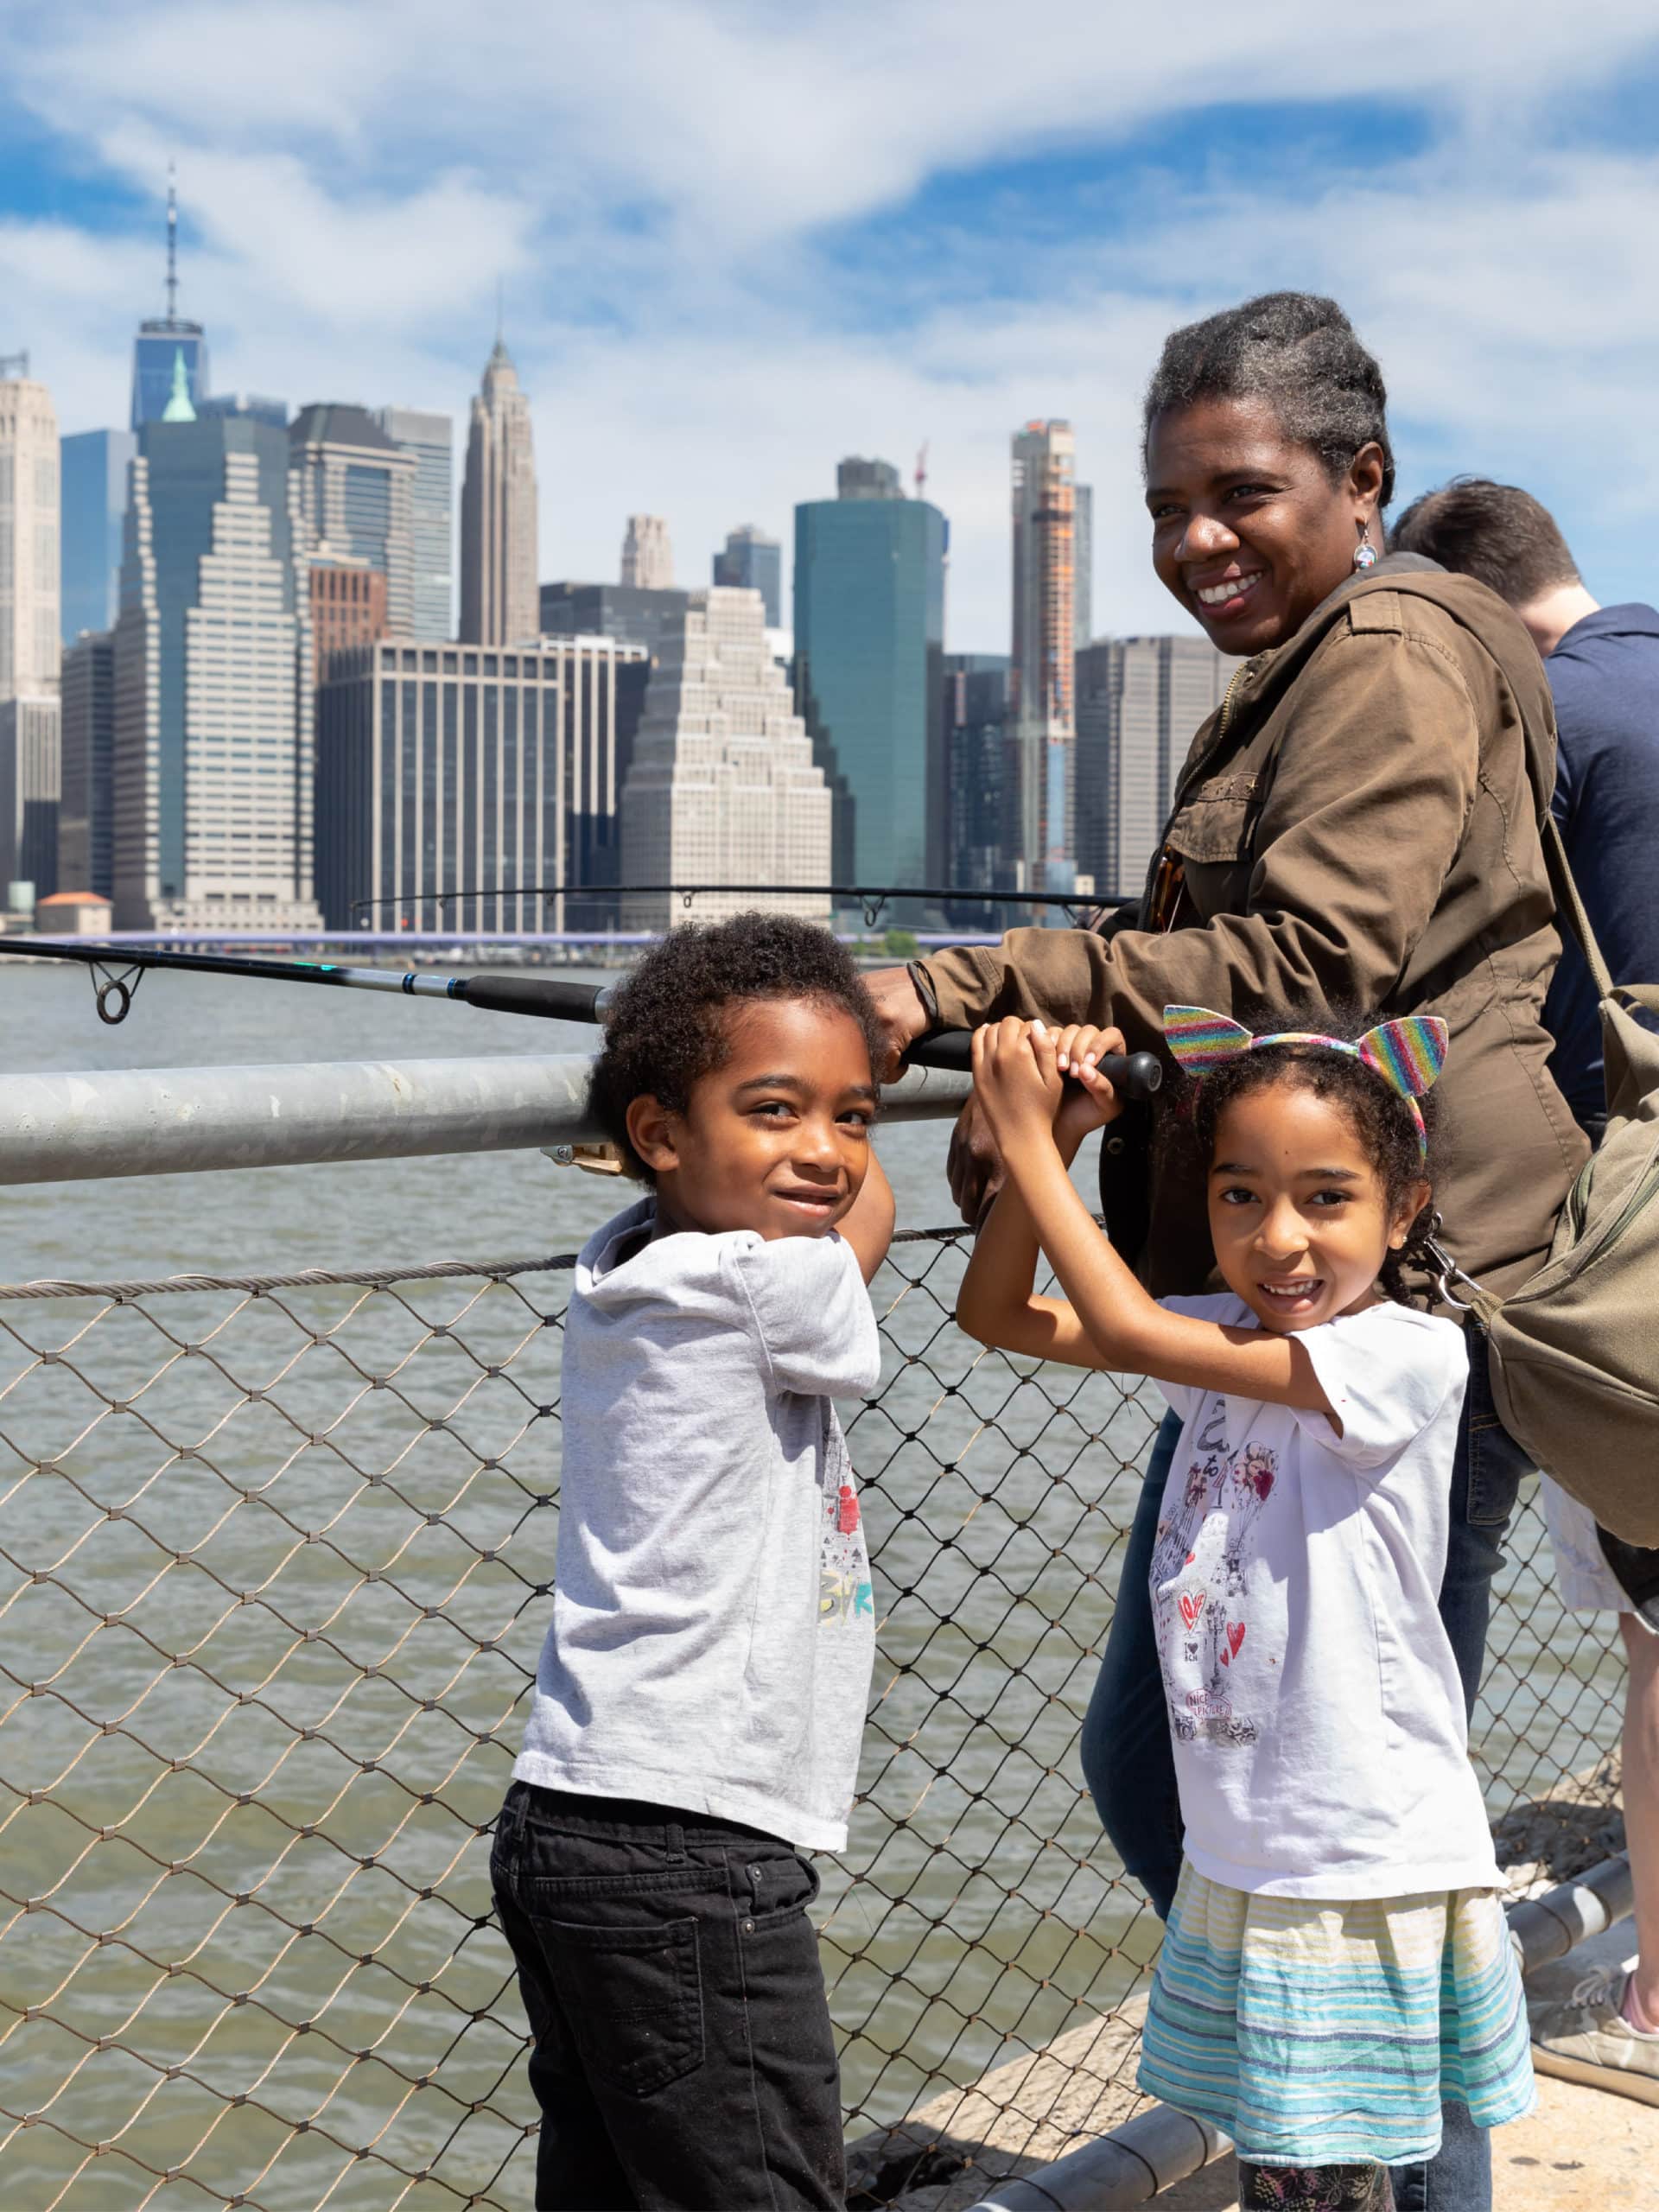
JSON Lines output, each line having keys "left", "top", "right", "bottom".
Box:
{"left": 1219, "top": 1622, "right": 1246, "bottom": 1667}
{"left": 1179, "top": 1592, "right": 1205, "bottom": 1630}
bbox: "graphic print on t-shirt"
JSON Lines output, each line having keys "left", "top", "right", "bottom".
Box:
{"left": 1151, "top": 1397, "right": 1277, "bottom": 1745}
{"left": 819, "top": 1416, "right": 874, "bottom": 1627}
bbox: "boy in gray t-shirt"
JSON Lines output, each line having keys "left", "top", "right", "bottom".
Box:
{"left": 493, "top": 914, "right": 893, "bottom": 2212}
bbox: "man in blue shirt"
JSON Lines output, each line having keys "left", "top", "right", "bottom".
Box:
{"left": 1393, "top": 477, "right": 1659, "bottom": 2101}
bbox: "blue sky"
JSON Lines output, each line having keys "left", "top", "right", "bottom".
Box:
{"left": 3, "top": 0, "right": 1659, "bottom": 646}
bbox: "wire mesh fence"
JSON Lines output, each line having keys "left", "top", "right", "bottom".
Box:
{"left": 0, "top": 1229, "right": 1626, "bottom": 2210}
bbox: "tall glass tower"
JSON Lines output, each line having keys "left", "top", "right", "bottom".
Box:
{"left": 130, "top": 173, "right": 209, "bottom": 431}
{"left": 792, "top": 458, "right": 946, "bottom": 909}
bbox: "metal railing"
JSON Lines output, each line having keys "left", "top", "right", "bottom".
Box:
{"left": 0, "top": 1167, "right": 1629, "bottom": 2207}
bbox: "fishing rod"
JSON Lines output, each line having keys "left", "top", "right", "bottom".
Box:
{"left": 0, "top": 936, "right": 1162, "bottom": 1098}
{"left": 351, "top": 882, "right": 1129, "bottom": 931}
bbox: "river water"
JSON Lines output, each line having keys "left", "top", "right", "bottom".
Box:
{"left": 0, "top": 962, "right": 1626, "bottom": 2209}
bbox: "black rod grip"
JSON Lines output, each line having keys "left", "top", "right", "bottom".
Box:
{"left": 908, "top": 1032, "right": 1162, "bottom": 1100}
{"left": 460, "top": 975, "right": 605, "bottom": 1020}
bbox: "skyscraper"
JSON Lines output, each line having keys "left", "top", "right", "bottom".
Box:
{"left": 941, "top": 652, "right": 1010, "bottom": 909}
{"left": 198, "top": 394, "right": 288, "bottom": 427}
{"left": 1009, "top": 420, "right": 1077, "bottom": 894}
{"left": 621, "top": 587, "right": 830, "bottom": 930}
{"left": 1074, "top": 634, "right": 1231, "bottom": 899}
{"left": 288, "top": 404, "right": 417, "bottom": 635}
{"left": 1074, "top": 482, "right": 1094, "bottom": 649}
{"left": 113, "top": 413, "right": 321, "bottom": 930}
{"left": 713, "top": 525, "right": 781, "bottom": 626}
{"left": 460, "top": 340, "right": 537, "bottom": 646}
{"left": 539, "top": 581, "right": 690, "bottom": 657}
{"left": 315, "top": 636, "right": 650, "bottom": 932}
{"left": 130, "top": 173, "right": 209, "bottom": 431}
{"left": 60, "top": 429, "right": 137, "bottom": 645}
{"left": 620, "top": 514, "right": 674, "bottom": 589}
{"left": 60, "top": 629, "right": 115, "bottom": 897}
{"left": 377, "top": 406, "right": 454, "bottom": 638}
{"left": 0, "top": 697, "right": 59, "bottom": 898}
{"left": 308, "top": 556, "right": 387, "bottom": 683}
{"left": 793, "top": 458, "right": 946, "bottom": 899}
{"left": 0, "top": 367, "right": 61, "bottom": 697}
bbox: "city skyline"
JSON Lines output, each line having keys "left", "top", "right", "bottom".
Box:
{"left": 3, "top": 10, "right": 1656, "bottom": 652}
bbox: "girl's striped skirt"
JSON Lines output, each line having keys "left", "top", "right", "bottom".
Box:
{"left": 1138, "top": 1860, "right": 1535, "bottom": 2168}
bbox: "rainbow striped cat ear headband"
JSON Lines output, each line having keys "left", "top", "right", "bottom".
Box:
{"left": 1162, "top": 1006, "right": 1448, "bottom": 1157}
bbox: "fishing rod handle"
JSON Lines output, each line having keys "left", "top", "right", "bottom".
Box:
{"left": 910, "top": 1032, "right": 1163, "bottom": 1099}
{"left": 459, "top": 975, "right": 607, "bottom": 1020}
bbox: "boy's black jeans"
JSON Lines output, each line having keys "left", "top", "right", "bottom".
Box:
{"left": 491, "top": 1782, "right": 844, "bottom": 2212}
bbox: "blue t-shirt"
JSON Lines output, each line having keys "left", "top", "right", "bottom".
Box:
{"left": 1543, "top": 602, "right": 1659, "bottom": 1128}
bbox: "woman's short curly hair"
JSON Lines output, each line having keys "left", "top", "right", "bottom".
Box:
{"left": 1143, "top": 290, "right": 1395, "bottom": 509}
{"left": 588, "top": 911, "right": 886, "bottom": 1182}
{"left": 1183, "top": 1039, "right": 1437, "bottom": 1306}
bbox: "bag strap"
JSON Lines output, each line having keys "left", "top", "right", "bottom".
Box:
{"left": 1539, "top": 810, "right": 1659, "bottom": 1019}
{"left": 1539, "top": 813, "right": 1616, "bottom": 1002}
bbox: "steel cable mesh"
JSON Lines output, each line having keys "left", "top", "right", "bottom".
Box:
{"left": 0, "top": 1230, "right": 1625, "bottom": 2211}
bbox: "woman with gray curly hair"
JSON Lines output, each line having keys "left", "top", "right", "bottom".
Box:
{"left": 868, "top": 292, "right": 1586, "bottom": 2211}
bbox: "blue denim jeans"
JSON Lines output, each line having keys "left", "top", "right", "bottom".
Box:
{"left": 1083, "top": 1327, "right": 1529, "bottom": 2212}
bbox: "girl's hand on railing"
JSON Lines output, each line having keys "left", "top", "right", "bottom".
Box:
{"left": 1051, "top": 1023, "right": 1127, "bottom": 1155}
{"left": 970, "top": 1019, "right": 1065, "bottom": 1160}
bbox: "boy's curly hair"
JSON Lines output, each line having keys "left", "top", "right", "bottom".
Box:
{"left": 1185, "top": 1039, "right": 1439, "bottom": 1306}
{"left": 588, "top": 912, "right": 886, "bottom": 1182}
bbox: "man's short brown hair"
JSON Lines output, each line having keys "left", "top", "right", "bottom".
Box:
{"left": 1390, "top": 477, "right": 1580, "bottom": 607}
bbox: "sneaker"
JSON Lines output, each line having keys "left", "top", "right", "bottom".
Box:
{"left": 1529, "top": 1964, "right": 1659, "bottom": 2107}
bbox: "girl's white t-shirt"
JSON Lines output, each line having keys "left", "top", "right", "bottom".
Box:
{"left": 1151, "top": 1294, "right": 1498, "bottom": 1900}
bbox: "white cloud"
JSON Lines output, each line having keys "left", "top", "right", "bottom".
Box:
{"left": 4, "top": 0, "right": 1659, "bottom": 640}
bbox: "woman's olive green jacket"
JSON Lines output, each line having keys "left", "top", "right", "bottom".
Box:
{"left": 920, "top": 561, "right": 1588, "bottom": 1300}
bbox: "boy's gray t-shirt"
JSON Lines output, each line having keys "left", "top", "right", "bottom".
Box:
{"left": 514, "top": 1195, "right": 883, "bottom": 1850}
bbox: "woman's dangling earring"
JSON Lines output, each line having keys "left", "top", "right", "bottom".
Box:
{"left": 1352, "top": 518, "right": 1378, "bottom": 570}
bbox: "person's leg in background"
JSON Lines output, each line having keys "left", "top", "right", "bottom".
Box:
{"left": 1619, "top": 1611, "right": 1659, "bottom": 2038}
{"left": 1528, "top": 1489, "right": 1659, "bottom": 2092}
{"left": 1078, "top": 1408, "right": 1184, "bottom": 1919}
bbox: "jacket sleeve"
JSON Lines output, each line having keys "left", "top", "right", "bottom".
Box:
{"left": 922, "top": 625, "right": 1483, "bottom": 1047}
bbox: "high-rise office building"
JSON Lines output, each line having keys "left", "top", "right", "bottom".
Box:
{"left": 130, "top": 174, "right": 209, "bottom": 431}
{"left": 1075, "top": 634, "right": 1232, "bottom": 900}
{"left": 113, "top": 413, "right": 321, "bottom": 930}
{"left": 713, "top": 525, "right": 781, "bottom": 626}
{"left": 620, "top": 514, "right": 674, "bottom": 590}
{"left": 1010, "top": 420, "right": 1077, "bottom": 896}
{"left": 459, "top": 340, "right": 537, "bottom": 645}
{"left": 621, "top": 587, "right": 830, "bottom": 930}
{"left": 1, "top": 370, "right": 61, "bottom": 698}
{"left": 198, "top": 393, "right": 288, "bottom": 427}
{"left": 60, "top": 429, "right": 137, "bottom": 645}
{"left": 377, "top": 406, "right": 454, "bottom": 638}
{"left": 0, "top": 696, "right": 60, "bottom": 899}
{"left": 60, "top": 628, "right": 115, "bottom": 897}
{"left": 941, "top": 652, "right": 1010, "bottom": 908}
{"left": 308, "top": 556, "right": 387, "bottom": 683}
{"left": 835, "top": 456, "right": 904, "bottom": 501}
{"left": 793, "top": 458, "right": 946, "bottom": 899}
{"left": 315, "top": 636, "right": 650, "bottom": 932}
{"left": 539, "top": 581, "right": 690, "bottom": 658}
{"left": 1074, "top": 482, "right": 1093, "bottom": 649}
{"left": 288, "top": 404, "right": 417, "bottom": 635}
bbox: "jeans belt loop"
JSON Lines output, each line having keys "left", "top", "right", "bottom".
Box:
{"left": 664, "top": 1819, "right": 686, "bottom": 1863}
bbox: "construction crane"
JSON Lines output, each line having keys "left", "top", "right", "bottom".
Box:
{"left": 914, "top": 441, "right": 929, "bottom": 499}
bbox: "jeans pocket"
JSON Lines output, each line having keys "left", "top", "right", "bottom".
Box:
{"left": 545, "top": 1912, "right": 705, "bottom": 2096}
{"left": 747, "top": 1851, "right": 820, "bottom": 1928}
